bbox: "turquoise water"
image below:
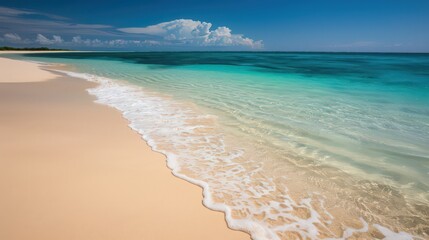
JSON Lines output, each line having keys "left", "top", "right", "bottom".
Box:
{"left": 13, "top": 52, "right": 429, "bottom": 239}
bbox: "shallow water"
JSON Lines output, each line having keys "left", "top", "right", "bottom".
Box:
{"left": 16, "top": 52, "right": 429, "bottom": 239}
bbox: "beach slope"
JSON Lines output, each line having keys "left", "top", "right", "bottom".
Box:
{"left": 0, "top": 56, "right": 249, "bottom": 240}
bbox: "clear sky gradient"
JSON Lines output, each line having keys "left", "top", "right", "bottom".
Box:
{"left": 0, "top": 0, "right": 428, "bottom": 52}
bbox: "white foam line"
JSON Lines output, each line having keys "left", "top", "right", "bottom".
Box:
{"left": 55, "top": 69, "right": 419, "bottom": 240}
{"left": 57, "top": 70, "right": 277, "bottom": 239}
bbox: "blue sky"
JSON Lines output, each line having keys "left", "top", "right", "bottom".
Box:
{"left": 0, "top": 0, "right": 428, "bottom": 52}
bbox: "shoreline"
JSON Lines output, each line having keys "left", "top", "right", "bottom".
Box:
{"left": 2, "top": 52, "right": 425, "bottom": 239}
{"left": 0, "top": 56, "right": 250, "bottom": 240}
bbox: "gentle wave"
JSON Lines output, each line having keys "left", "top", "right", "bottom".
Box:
{"left": 53, "top": 69, "right": 421, "bottom": 240}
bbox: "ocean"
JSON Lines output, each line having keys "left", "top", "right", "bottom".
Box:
{"left": 14, "top": 52, "right": 429, "bottom": 239}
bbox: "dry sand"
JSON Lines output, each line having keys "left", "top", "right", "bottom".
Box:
{"left": 0, "top": 57, "right": 57, "bottom": 83}
{"left": 0, "top": 56, "right": 249, "bottom": 240}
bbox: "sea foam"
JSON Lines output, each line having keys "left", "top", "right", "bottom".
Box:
{"left": 57, "top": 69, "right": 417, "bottom": 240}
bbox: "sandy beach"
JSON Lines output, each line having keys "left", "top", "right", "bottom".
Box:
{"left": 0, "top": 55, "right": 249, "bottom": 240}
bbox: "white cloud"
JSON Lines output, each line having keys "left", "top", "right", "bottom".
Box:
{"left": 0, "top": 6, "right": 264, "bottom": 50}
{"left": 71, "top": 35, "right": 160, "bottom": 47}
{"left": 52, "top": 35, "right": 64, "bottom": 43}
{"left": 36, "top": 34, "right": 64, "bottom": 45}
{"left": 119, "top": 19, "right": 263, "bottom": 49}
{"left": 0, "top": 33, "right": 159, "bottom": 48}
{"left": 3, "top": 33, "right": 21, "bottom": 42}
{"left": 1, "top": 32, "right": 33, "bottom": 44}
{"left": 72, "top": 36, "right": 91, "bottom": 45}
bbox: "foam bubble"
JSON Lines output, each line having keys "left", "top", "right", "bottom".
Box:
{"left": 373, "top": 224, "right": 416, "bottom": 240}
{"left": 57, "top": 70, "right": 419, "bottom": 240}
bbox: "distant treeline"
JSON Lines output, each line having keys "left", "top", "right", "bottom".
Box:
{"left": 0, "top": 46, "right": 69, "bottom": 51}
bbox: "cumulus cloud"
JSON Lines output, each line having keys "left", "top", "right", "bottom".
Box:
{"left": 36, "top": 34, "right": 64, "bottom": 44}
{"left": 0, "top": 6, "right": 264, "bottom": 50}
{"left": 3, "top": 33, "right": 21, "bottom": 42}
{"left": 119, "top": 19, "right": 263, "bottom": 49}
{"left": 71, "top": 36, "right": 91, "bottom": 45}
{"left": 0, "top": 32, "right": 33, "bottom": 44}
{"left": 71, "top": 35, "right": 160, "bottom": 47}
{"left": 1, "top": 33, "right": 158, "bottom": 48}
